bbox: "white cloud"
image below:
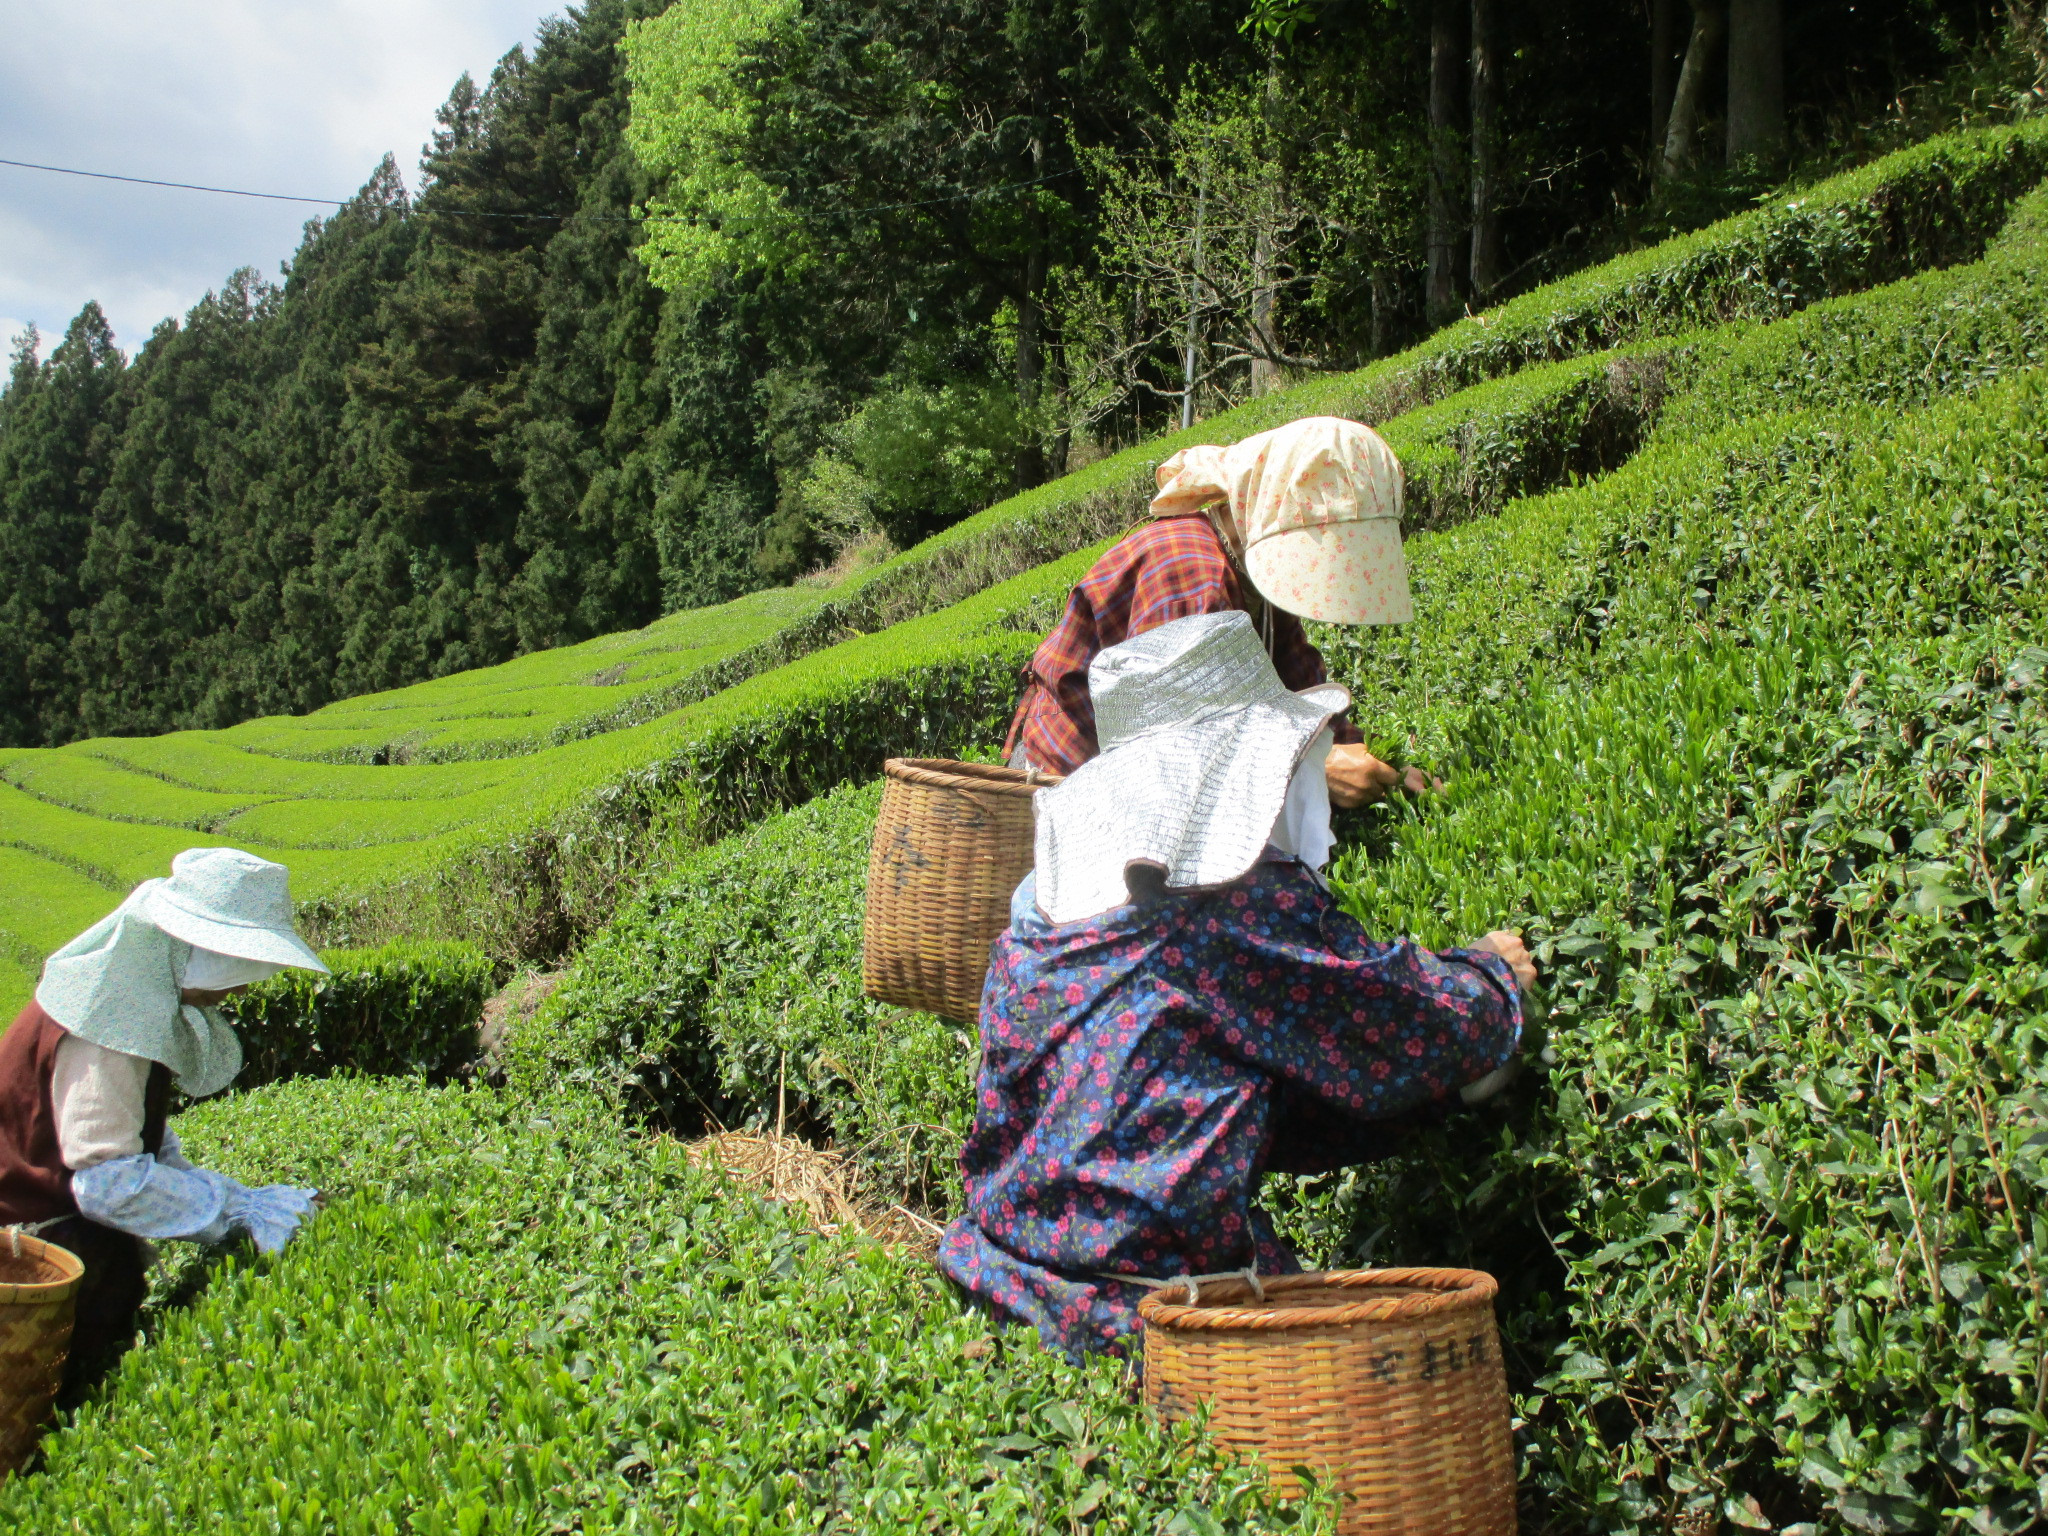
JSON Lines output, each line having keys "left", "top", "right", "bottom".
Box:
{"left": 0, "top": 0, "right": 570, "bottom": 356}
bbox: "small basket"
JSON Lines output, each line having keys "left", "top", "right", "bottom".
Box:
{"left": 0, "top": 1229, "right": 84, "bottom": 1480}
{"left": 1141, "top": 1268, "right": 1515, "bottom": 1536}
{"left": 862, "top": 758, "right": 1057, "bottom": 1022}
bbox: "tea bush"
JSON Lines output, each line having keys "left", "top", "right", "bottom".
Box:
{"left": 1287, "top": 376, "right": 2048, "bottom": 1530}
{"left": 226, "top": 939, "right": 495, "bottom": 1088}
{"left": 0, "top": 1076, "right": 1327, "bottom": 1534}
{"left": 498, "top": 780, "right": 975, "bottom": 1204}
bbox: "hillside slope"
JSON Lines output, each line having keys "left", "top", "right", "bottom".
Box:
{"left": 7, "top": 136, "right": 2048, "bottom": 1534}
{"left": 4, "top": 124, "right": 2043, "bottom": 1026}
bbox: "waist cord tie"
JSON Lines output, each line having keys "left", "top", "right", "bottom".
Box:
{"left": 1093, "top": 1266, "right": 1265, "bottom": 1308}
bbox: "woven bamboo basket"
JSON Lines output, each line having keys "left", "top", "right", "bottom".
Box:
{"left": 1141, "top": 1267, "right": 1515, "bottom": 1536}
{"left": 862, "top": 758, "right": 1057, "bottom": 1022}
{"left": 0, "top": 1229, "right": 83, "bottom": 1480}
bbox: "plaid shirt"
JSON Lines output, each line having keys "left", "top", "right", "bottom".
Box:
{"left": 1004, "top": 516, "right": 1363, "bottom": 776}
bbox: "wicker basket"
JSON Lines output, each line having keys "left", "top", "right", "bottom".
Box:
{"left": 862, "top": 758, "right": 1057, "bottom": 1022}
{"left": 1141, "top": 1267, "right": 1515, "bottom": 1536}
{"left": 0, "top": 1229, "right": 83, "bottom": 1480}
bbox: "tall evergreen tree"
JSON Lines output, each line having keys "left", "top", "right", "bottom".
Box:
{"left": 0, "top": 309, "right": 125, "bottom": 745}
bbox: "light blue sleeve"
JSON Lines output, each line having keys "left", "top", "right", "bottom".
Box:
{"left": 71, "top": 1154, "right": 233, "bottom": 1242}
{"left": 72, "top": 1149, "right": 319, "bottom": 1253}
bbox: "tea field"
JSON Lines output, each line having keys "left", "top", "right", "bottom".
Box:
{"left": 5, "top": 123, "right": 2048, "bottom": 1533}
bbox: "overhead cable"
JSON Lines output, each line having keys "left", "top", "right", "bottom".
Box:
{"left": 0, "top": 154, "right": 1076, "bottom": 224}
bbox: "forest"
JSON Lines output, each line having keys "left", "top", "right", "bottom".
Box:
{"left": 0, "top": 0, "right": 2026, "bottom": 749}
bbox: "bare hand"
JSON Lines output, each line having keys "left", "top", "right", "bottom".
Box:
{"left": 1324, "top": 743, "right": 1440, "bottom": 808}
{"left": 1471, "top": 930, "right": 1537, "bottom": 994}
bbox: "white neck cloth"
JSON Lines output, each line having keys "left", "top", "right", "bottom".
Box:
{"left": 1267, "top": 729, "right": 1336, "bottom": 873}
{"left": 36, "top": 890, "right": 246, "bottom": 1098}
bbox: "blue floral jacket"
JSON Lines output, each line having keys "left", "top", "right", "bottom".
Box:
{"left": 935, "top": 861, "right": 1523, "bottom": 1359}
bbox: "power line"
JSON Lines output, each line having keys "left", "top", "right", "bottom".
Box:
{"left": 0, "top": 154, "right": 1077, "bottom": 225}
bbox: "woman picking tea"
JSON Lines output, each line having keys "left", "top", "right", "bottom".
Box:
{"left": 939, "top": 611, "right": 1535, "bottom": 1359}
{"left": 1005, "top": 414, "right": 1435, "bottom": 803}
{"left": 0, "top": 848, "right": 328, "bottom": 1394}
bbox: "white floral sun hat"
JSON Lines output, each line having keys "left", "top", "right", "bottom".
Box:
{"left": 36, "top": 848, "right": 327, "bottom": 1096}
{"left": 1033, "top": 611, "right": 1350, "bottom": 925}
{"left": 139, "top": 848, "right": 328, "bottom": 973}
{"left": 1148, "top": 415, "right": 1411, "bottom": 625}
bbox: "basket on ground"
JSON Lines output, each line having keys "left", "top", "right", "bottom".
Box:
{"left": 862, "top": 758, "right": 1056, "bottom": 1023}
{"left": 0, "top": 1229, "right": 83, "bottom": 1479}
{"left": 1140, "top": 1267, "right": 1515, "bottom": 1536}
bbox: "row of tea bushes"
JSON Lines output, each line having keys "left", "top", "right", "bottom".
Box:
{"left": 1656, "top": 181, "right": 2048, "bottom": 441}
{"left": 225, "top": 939, "right": 495, "bottom": 1088}
{"left": 0, "top": 1075, "right": 1326, "bottom": 1535}
{"left": 1300, "top": 375, "right": 2048, "bottom": 1529}
{"left": 496, "top": 780, "right": 975, "bottom": 1203}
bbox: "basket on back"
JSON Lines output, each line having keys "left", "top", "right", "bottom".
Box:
{"left": 862, "top": 758, "right": 1056, "bottom": 1023}
{"left": 0, "top": 1229, "right": 84, "bottom": 1479}
{"left": 1141, "top": 1267, "right": 1515, "bottom": 1536}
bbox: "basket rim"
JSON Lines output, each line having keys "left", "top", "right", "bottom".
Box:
{"left": 0, "top": 1231, "right": 86, "bottom": 1305}
{"left": 883, "top": 757, "right": 1063, "bottom": 796}
{"left": 1137, "top": 1266, "right": 1498, "bottom": 1332}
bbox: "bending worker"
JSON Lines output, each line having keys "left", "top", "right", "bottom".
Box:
{"left": 1004, "top": 414, "right": 1432, "bottom": 802}
{"left": 943, "top": 612, "right": 1534, "bottom": 1358}
{"left": 0, "top": 847, "right": 327, "bottom": 1395}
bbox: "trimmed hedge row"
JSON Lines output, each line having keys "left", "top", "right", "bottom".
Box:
{"left": 224, "top": 939, "right": 495, "bottom": 1088}
{"left": 300, "top": 549, "right": 1095, "bottom": 964}
{"left": 0, "top": 1076, "right": 1324, "bottom": 1533}
{"left": 1658, "top": 181, "right": 2048, "bottom": 441}
{"left": 1301, "top": 377, "right": 2048, "bottom": 1532}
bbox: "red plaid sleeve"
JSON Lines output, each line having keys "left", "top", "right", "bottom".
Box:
{"left": 1004, "top": 518, "right": 1360, "bottom": 776}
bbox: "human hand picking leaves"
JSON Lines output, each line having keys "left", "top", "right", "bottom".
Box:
{"left": 1458, "top": 931, "right": 1537, "bottom": 1105}
{"left": 1470, "top": 929, "right": 1537, "bottom": 994}
{"left": 1324, "top": 742, "right": 1442, "bottom": 807}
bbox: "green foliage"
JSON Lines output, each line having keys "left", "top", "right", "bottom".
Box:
{"left": 500, "top": 780, "right": 974, "bottom": 1202}
{"left": 0, "top": 306, "right": 125, "bottom": 748}
{"left": 841, "top": 377, "right": 1023, "bottom": 551}
{"left": 225, "top": 940, "right": 495, "bottom": 1088}
{"left": 0, "top": 1076, "right": 1326, "bottom": 1533}
{"left": 765, "top": 123, "right": 2048, "bottom": 676}
{"left": 1279, "top": 373, "right": 2048, "bottom": 1529}
{"left": 1656, "top": 183, "right": 2048, "bottom": 440}
{"left": 621, "top": 0, "right": 804, "bottom": 299}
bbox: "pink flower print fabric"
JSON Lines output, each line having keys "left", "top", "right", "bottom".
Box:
{"left": 934, "top": 859, "right": 1522, "bottom": 1361}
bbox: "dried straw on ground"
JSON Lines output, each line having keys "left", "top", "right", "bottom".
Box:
{"left": 685, "top": 1130, "right": 943, "bottom": 1255}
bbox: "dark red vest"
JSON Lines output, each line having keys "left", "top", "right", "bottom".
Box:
{"left": 0, "top": 1001, "right": 170, "bottom": 1226}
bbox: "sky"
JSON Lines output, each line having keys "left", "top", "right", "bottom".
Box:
{"left": 0, "top": 0, "right": 569, "bottom": 361}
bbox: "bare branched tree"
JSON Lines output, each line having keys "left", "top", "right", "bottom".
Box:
{"left": 1052, "top": 86, "right": 1396, "bottom": 436}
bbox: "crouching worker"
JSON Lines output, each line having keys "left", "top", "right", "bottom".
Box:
{"left": 937, "top": 612, "right": 1536, "bottom": 1360}
{"left": 0, "top": 847, "right": 328, "bottom": 1396}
